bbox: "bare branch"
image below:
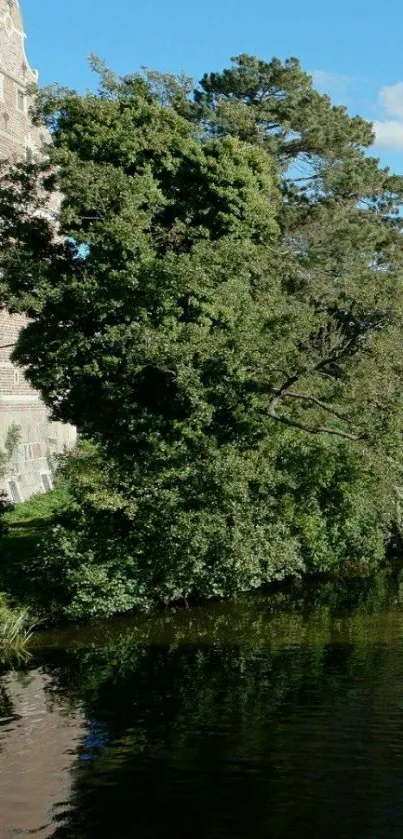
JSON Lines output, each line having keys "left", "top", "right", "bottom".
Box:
{"left": 283, "top": 174, "right": 321, "bottom": 183}
{"left": 268, "top": 406, "right": 362, "bottom": 441}
{"left": 267, "top": 337, "right": 363, "bottom": 439}
{"left": 274, "top": 389, "right": 350, "bottom": 422}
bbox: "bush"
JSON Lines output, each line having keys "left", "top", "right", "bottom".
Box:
{"left": 20, "top": 436, "right": 389, "bottom": 622}
{"left": 0, "top": 490, "right": 12, "bottom": 538}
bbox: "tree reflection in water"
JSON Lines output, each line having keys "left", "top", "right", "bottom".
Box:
{"left": 37, "top": 569, "right": 403, "bottom": 839}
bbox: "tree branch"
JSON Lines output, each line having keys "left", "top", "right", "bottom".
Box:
{"left": 273, "top": 389, "right": 350, "bottom": 422}
{"left": 268, "top": 405, "right": 362, "bottom": 441}
{"left": 267, "top": 335, "right": 364, "bottom": 439}
{"left": 283, "top": 174, "right": 321, "bottom": 183}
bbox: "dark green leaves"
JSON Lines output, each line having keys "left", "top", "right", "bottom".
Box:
{"left": 1, "top": 55, "right": 403, "bottom": 617}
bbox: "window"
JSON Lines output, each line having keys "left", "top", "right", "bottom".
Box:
{"left": 17, "top": 88, "right": 25, "bottom": 113}
{"left": 7, "top": 480, "right": 21, "bottom": 503}
{"left": 13, "top": 369, "right": 20, "bottom": 385}
{"left": 41, "top": 473, "right": 53, "bottom": 493}
{"left": 25, "top": 146, "right": 33, "bottom": 164}
{"left": 23, "top": 444, "right": 33, "bottom": 461}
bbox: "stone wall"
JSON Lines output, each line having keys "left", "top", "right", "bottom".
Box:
{"left": 0, "top": 0, "right": 76, "bottom": 500}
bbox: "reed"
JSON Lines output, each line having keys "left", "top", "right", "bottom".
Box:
{"left": 0, "top": 596, "right": 34, "bottom": 661}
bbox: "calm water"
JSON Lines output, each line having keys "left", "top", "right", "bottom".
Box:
{"left": 3, "top": 570, "right": 403, "bottom": 837}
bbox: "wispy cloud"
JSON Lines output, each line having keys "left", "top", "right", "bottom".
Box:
{"left": 311, "top": 71, "right": 403, "bottom": 152}
{"left": 373, "top": 120, "right": 403, "bottom": 150}
{"left": 311, "top": 70, "right": 352, "bottom": 100}
{"left": 374, "top": 83, "right": 403, "bottom": 150}
{"left": 379, "top": 82, "right": 403, "bottom": 120}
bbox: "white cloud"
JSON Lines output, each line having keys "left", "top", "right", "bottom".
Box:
{"left": 379, "top": 82, "right": 403, "bottom": 120}
{"left": 311, "top": 72, "right": 403, "bottom": 152}
{"left": 373, "top": 119, "right": 403, "bottom": 150}
{"left": 311, "top": 70, "right": 352, "bottom": 98}
{"left": 374, "top": 83, "right": 403, "bottom": 150}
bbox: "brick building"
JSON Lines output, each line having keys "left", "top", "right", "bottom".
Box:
{"left": 0, "top": 0, "right": 76, "bottom": 501}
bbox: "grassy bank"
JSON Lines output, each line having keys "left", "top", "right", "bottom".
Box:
{"left": 2, "top": 487, "right": 71, "bottom": 530}
{"left": 0, "top": 489, "right": 71, "bottom": 632}
{"left": 1, "top": 488, "right": 71, "bottom": 556}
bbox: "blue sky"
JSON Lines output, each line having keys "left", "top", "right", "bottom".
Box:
{"left": 22, "top": 0, "right": 403, "bottom": 172}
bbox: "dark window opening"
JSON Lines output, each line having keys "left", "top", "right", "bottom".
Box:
{"left": 17, "top": 89, "right": 25, "bottom": 112}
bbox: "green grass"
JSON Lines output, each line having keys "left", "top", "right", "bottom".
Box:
{"left": 3, "top": 486, "right": 72, "bottom": 529}
{"left": 0, "top": 487, "right": 72, "bottom": 578}
{"left": 0, "top": 488, "right": 73, "bottom": 623}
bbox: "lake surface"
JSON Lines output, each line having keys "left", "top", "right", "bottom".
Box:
{"left": 2, "top": 569, "right": 403, "bottom": 837}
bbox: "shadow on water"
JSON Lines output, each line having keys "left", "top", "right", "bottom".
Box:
{"left": 4, "top": 568, "right": 403, "bottom": 838}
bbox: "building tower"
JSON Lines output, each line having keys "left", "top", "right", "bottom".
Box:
{"left": 0, "top": 0, "right": 76, "bottom": 501}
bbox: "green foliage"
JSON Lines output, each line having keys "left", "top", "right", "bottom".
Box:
{"left": 0, "top": 490, "right": 12, "bottom": 538}
{"left": 0, "top": 424, "right": 22, "bottom": 483}
{"left": 0, "top": 593, "right": 34, "bottom": 662}
{"left": 0, "top": 451, "right": 6, "bottom": 480}
{"left": 2, "top": 486, "right": 72, "bottom": 528}
{"left": 272, "top": 434, "right": 386, "bottom": 572}
{"left": 0, "top": 489, "right": 73, "bottom": 619}
{"left": 0, "top": 55, "right": 403, "bottom": 619}
{"left": 17, "top": 436, "right": 387, "bottom": 621}
{"left": 4, "top": 423, "right": 21, "bottom": 460}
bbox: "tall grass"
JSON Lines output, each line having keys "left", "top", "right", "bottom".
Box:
{"left": 0, "top": 595, "right": 35, "bottom": 662}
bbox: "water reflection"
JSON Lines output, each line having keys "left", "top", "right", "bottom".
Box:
{"left": 3, "top": 569, "right": 403, "bottom": 837}
{"left": 0, "top": 671, "right": 86, "bottom": 838}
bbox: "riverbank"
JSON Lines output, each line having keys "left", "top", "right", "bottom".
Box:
{"left": 0, "top": 490, "right": 71, "bottom": 658}
{"left": 0, "top": 488, "right": 398, "bottom": 654}
{"left": 0, "top": 490, "right": 69, "bottom": 579}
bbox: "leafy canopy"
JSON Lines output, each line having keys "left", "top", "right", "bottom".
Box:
{"left": 1, "top": 55, "right": 403, "bottom": 616}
